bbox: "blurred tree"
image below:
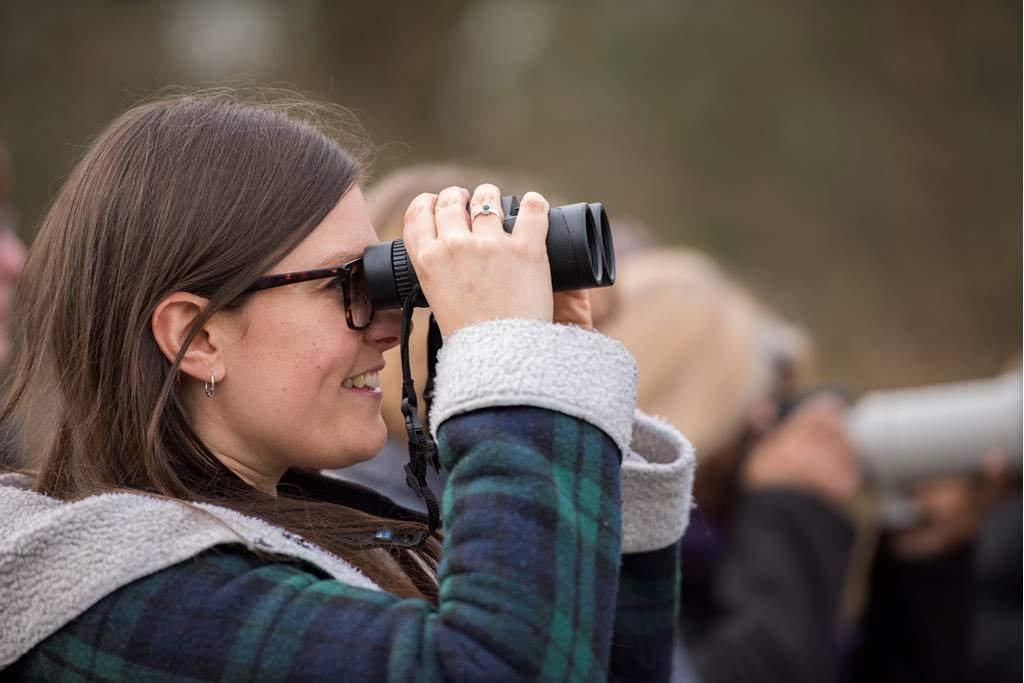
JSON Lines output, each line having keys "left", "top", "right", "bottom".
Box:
{"left": 0, "top": 0, "right": 1018, "bottom": 388}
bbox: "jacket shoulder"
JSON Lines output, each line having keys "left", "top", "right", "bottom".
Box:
{"left": 9, "top": 545, "right": 387, "bottom": 681}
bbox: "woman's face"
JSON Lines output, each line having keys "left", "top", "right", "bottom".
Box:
{"left": 201, "top": 187, "right": 402, "bottom": 487}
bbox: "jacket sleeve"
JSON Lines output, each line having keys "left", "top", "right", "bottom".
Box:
{"left": 427, "top": 321, "right": 696, "bottom": 683}
{"left": 609, "top": 411, "right": 695, "bottom": 683}
{"left": 609, "top": 544, "right": 682, "bottom": 683}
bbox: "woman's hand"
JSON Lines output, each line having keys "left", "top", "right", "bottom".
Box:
{"left": 403, "top": 184, "right": 554, "bottom": 337}
{"left": 553, "top": 289, "right": 594, "bottom": 330}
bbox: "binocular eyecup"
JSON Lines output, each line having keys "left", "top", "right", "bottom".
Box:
{"left": 363, "top": 195, "right": 615, "bottom": 310}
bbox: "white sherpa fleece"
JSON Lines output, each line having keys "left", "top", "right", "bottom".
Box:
{"left": 621, "top": 411, "right": 696, "bottom": 553}
{"left": 429, "top": 318, "right": 695, "bottom": 553}
{"left": 429, "top": 319, "right": 639, "bottom": 451}
{"left": 0, "top": 474, "right": 377, "bottom": 668}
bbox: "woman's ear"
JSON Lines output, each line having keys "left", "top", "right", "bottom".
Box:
{"left": 151, "top": 292, "right": 223, "bottom": 383}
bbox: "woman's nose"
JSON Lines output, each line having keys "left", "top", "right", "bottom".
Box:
{"left": 366, "top": 308, "right": 403, "bottom": 351}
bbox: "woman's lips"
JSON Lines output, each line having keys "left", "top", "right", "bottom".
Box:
{"left": 343, "top": 384, "right": 382, "bottom": 397}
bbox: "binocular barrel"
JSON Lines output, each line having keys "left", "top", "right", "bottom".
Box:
{"left": 363, "top": 195, "right": 615, "bottom": 310}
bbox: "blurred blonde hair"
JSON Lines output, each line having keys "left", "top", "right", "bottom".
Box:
{"left": 599, "top": 248, "right": 812, "bottom": 459}
{"left": 366, "top": 163, "right": 532, "bottom": 243}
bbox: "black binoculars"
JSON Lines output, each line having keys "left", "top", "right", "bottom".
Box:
{"left": 363, "top": 195, "right": 615, "bottom": 310}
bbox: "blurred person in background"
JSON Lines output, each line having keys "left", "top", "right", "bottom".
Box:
{"left": 606, "top": 249, "right": 1022, "bottom": 683}
{"left": 854, "top": 443, "right": 1021, "bottom": 683}
{"left": 0, "top": 141, "right": 28, "bottom": 470}
{"left": 0, "top": 92, "right": 695, "bottom": 681}
{"left": 598, "top": 249, "right": 860, "bottom": 683}
{"left": 963, "top": 475, "right": 1022, "bottom": 683}
{"left": 0, "top": 141, "right": 28, "bottom": 368}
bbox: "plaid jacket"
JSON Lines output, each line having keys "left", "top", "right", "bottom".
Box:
{"left": 9, "top": 407, "right": 679, "bottom": 682}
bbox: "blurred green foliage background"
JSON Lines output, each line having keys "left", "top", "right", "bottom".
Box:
{"left": 1, "top": 0, "right": 1019, "bottom": 389}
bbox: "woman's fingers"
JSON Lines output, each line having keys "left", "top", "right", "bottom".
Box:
{"left": 434, "top": 186, "right": 471, "bottom": 242}
{"left": 510, "top": 191, "right": 550, "bottom": 247}
{"left": 402, "top": 192, "right": 439, "bottom": 256}
{"left": 553, "top": 290, "right": 594, "bottom": 330}
{"left": 468, "top": 184, "right": 505, "bottom": 238}
{"left": 399, "top": 184, "right": 554, "bottom": 336}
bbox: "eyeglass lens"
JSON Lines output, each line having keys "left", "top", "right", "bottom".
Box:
{"left": 348, "top": 260, "right": 373, "bottom": 328}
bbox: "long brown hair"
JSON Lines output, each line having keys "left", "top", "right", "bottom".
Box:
{"left": 0, "top": 90, "right": 439, "bottom": 599}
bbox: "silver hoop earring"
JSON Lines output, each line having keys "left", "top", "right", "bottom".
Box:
{"left": 204, "top": 372, "right": 216, "bottom": 399}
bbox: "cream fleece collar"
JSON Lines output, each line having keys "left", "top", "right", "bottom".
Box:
{"left": 0, "top": 473, "right": 377, "bottom": 667}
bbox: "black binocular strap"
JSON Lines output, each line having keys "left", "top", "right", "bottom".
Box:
{"left": 397, "top": 286, "right": 442, "bottom": 541}
{"left": 422, "top": 313, "right": 443, "bottom": 473}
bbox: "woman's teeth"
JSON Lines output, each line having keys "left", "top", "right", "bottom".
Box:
{"left": 343, "top": 371, "right": 380, "bottom": 389}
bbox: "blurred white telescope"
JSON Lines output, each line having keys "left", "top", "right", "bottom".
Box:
{"left": 847, "top": 370, "right": 1022, "bottom": 487}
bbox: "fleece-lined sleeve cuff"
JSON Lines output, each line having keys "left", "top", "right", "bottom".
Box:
{"left": 621, "top": 410, "right": 696, "bottom": 553}
{"left": 427, "top": 319, "right": 695, "bottom": 555}
{"left": 428, "top": 319, "right": 638, "bottom": 453}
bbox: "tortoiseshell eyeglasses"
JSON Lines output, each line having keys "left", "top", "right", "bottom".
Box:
{"left": 242, "top": 257, "right": 374, "bottom": 330}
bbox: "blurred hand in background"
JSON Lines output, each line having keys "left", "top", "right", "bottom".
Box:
{"left": 742, "top": 394, "right": 862, "bottom": 508}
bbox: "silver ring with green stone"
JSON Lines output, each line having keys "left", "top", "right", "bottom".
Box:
{"left": 470, "top": 203, "right": 501, "bottom": 221}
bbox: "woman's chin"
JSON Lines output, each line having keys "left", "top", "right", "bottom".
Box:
{"left": 290, "top": 426, "right": 387, "bottom": 471}
{"left": 340, "top": 424, "right": 389, "bottom": 466}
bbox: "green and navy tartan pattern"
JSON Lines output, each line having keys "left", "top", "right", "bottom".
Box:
{"left": 10, "top": 407, "right": 680, "bottom": 681}
{"left": 610, "top": 544, "right": 681, "bottom": 682}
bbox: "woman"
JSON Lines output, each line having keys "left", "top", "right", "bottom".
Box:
{"left": 0, "top": 92, "right": 693, "bottom": 681}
